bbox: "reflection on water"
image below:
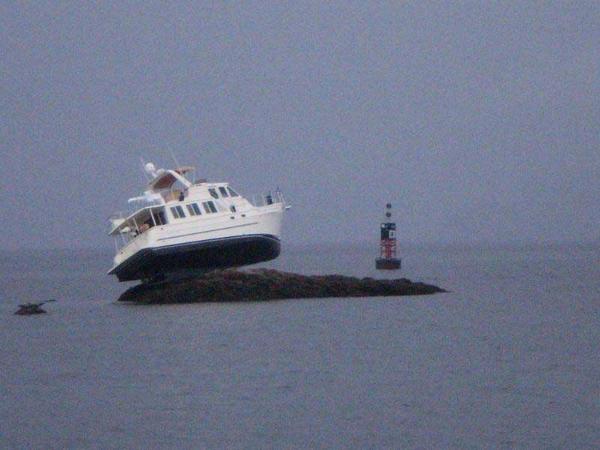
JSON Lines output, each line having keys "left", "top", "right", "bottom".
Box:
{"left": 1, "top": 244, "right": 599, "bottom": 448}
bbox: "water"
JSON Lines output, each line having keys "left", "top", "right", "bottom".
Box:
{"left": 1, "top": 244, "right": 598, "bottom": 449}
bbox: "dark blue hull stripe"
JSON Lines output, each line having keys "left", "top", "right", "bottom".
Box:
{"left": 109, "top": 233, "right": 281, "bottom": 282}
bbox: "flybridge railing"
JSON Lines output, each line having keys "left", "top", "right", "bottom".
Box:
{"left": 107, "top": 197, "right": 164, "bottom": 232}
{"left": 249, "top": 190, "right": 287, "bottom": 208}
{"left": 108, "top": 212, "right": 128, "bottom": 234}
{"left": 127, "top": 197, "right": 163, "bottom": 211}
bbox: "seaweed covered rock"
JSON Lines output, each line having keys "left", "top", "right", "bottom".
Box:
{"left": 14, "top": 300, "right": 56, "bottom": 315}
{"left": 118, "top": 269, "right": 445, "bottom": 304}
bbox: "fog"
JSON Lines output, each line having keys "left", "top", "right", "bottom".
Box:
{"left": 1, "top": 1, "right": 598, "bottom": 249}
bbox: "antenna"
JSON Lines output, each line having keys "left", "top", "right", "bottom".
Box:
{"left": 140, "top": 157, "right": 151, "bottom": 181}
{"left": 167, "top": 144, "right": 181, "bottom": 169}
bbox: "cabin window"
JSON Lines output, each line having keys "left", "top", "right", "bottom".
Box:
{"left": 187, "top": 203, "right": 202, "bottom": 216}
{"left": 151, "top": 209, "right": 166, "bottom": 226}
{"left": 219, "top": 187, "right": 229, "bottom": 197}
{"left": 202, "top": 201, "right": 218, "bottom": 214}
{"left": 227, "top": 187, "right": 239, "bottom": 197}
{"left": 170, "top": 206, "right": 186, "bottom": 219}
{"left": 230, "top": 205, "right": 236, "bottom": 213}
{"left": 208, "top": 188, "right": 219, "bottom": 199}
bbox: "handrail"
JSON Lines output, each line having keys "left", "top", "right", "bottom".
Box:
{"left": 249, "top": 190, "right": 286, "bottom": 208}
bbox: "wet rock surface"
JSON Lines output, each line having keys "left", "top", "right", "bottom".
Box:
{"left": 118, "top": 269, "right": 446, "bottom": 304}
{"left": 15, "top": 305, "right": 47, "bottom": 315}
{"left": 14, "top": 300, "right": 55, "bottom": 316}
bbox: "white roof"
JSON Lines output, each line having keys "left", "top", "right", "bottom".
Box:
{"left": 149, "top": 167, "right": 194, "bottom": 191}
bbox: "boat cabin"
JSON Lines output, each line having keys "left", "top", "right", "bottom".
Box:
{"left": 108, "top": 166, "right": 251, "bottom": 249}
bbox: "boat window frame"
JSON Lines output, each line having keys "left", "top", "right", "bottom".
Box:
{"left": 208, "top": 188, "right": 219, "bottom": 199}
{"left": 170, "top": 205, "right": 186, "bottom": 219}
{"left": 186, "top": 203, "right": 202, "bottom": 216}
{"left": 202, "top": 201, "right": 218, "bottom": 214}
{"left": 227, "top": 187, "right": 239, "bottom": 197}
{"left": 218, "top": 187, "right": 229, "bottom": 197}
{"left": 153, "top": 208, "right": 167, "bottom": 225}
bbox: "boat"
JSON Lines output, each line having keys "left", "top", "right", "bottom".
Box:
{"left": 108, "top": 162, "right": 289, "bottom": 282}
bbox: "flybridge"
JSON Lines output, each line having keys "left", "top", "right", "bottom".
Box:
{"left": 107, "top": 161, "right": 289, "bottom": 282}
{"left": 146, "top": 163, "right": 194, "bottom": 191}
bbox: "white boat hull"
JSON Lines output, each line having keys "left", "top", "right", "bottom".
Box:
{"left": 109, "top": 207, "right": 284, "bottom": 282}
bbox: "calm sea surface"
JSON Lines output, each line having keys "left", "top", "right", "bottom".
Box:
{"left": 1, "top": 244, "right": 598, "bottom": 449}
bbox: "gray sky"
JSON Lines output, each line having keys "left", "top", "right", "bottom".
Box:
{"left": 1, "top": 1, "right": 599, "bottom": 249}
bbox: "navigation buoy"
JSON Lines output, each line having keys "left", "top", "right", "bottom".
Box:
{"left": 375, "top": 203, "right": 401, "bottom": 270}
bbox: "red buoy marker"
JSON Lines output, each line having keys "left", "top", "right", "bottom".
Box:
{"left": 375, "top": 203, "right": 401, "bottom": 270}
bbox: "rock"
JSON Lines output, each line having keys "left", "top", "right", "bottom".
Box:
{"left": 14, "top": 300, "right": 56, "bottom": 315}
{"left": 117, "top": 269, "right": 446, "bottom": 304}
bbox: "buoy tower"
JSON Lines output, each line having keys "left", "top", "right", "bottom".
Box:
{"left": 375, "top": 203, "right": 401, "bottom": 270}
